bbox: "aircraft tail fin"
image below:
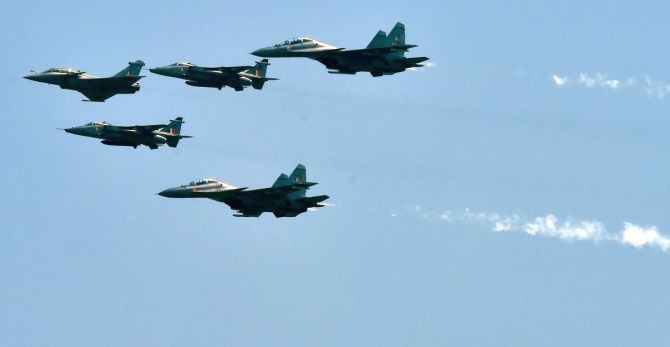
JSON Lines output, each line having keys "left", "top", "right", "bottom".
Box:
{"left": 269, "top": 164, "right": 309, "bottom": 196}
{"left": 271, "top": 164, "right": 307, "bottom": 187}
{"left": 287, "top": 164, "right": 307, "bottom": 186}
{"left": 162, "top": 117, "right": 184, "bottom": 135}
{"left": 271, "top": 173, "right": 290, "bottom": 188}
{"left": 366, "top": 30, "right": 388, "bottom": 48}
{"left": 162, "top": 117, "right": 188, "bottom": 147}
{"left": 244, "top": 59, "right": 278, "bottom": 90}
{"left": 114, "top": 60, "right": 145, "bottom": 77}
{"left": 387, "top": 22, "right": 406, "bottom": 46}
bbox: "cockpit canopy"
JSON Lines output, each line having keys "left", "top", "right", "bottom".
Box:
{"left": 169, "top": 62, "right": 194, "bottom": 67}
{"left": 44, "top": 68, "right": 77, "bottom": 73}
{"left": 83, "top": 121, "right": 109, "bottom": 127}
{"left": 184, "top": 178, "right": 217, "bottom": 187}
{"left": 275, "top": 37, "right": 314, "bottom": 46}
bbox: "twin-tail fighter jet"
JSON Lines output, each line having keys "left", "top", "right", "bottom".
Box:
{"left": 149, "top": 59, "right": 278, "bottom": 91}
{"left": 62, "top": 117, "right": 191, "bottom": 150}
{"left": 158, "top": 164, "right": 329, "bottom": 218}
{"left": 24, "top": 60, "right": 145, "bottom": 102}
{"left": 252, "top": 22, "right": 428, "bottom": 77}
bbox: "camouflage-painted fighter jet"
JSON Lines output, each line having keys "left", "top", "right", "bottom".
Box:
{"left": 24, "top": 60, "right": 145, "bottom": 101}
{"left": 149, "top": 59, "right": 277, "bottom": 91}
{"left": 158, "top": 164, "right": 329, "bottom": 218}
{"left": 62, "top": 117, "right": 191, "bottom": 149}
{"left": 251, "top": 22, "right": 428, "bottom": 77}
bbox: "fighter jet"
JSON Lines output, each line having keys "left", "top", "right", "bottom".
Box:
{"left": 158, "top": 164, "right": 329, "bottom": 218}
{"left": 251, "top": 22, "right": 428, "bottom": 77}
{"left": 149, "top": 59, "right": 277, "bottom": 91}
{"left": 23, "top": 60, "right": 145, "bottom": 101}
{"left": 62, "top": 117, "right": 191, "bottom": 149}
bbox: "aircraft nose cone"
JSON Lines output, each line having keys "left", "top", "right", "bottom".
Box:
{"left": 63, "top": 127, "right": 85, "bottom": 135}
{"left": 149, "top": 67, "right": 171, "bottom": 77}
{"left": 158, "top": 188, "right": 179, "bottom": 198}
{"left": 251, "top": 48, "right": 270, "bottom": 57}
{"left": 23, "top": 74, "right": 39, "bottom": 81}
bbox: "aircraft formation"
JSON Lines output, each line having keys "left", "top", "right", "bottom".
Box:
{"left": 25, "top": 22, "right": 428, "bottom": 218}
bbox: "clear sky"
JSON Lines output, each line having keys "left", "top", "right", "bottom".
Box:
{"left": 2, "top": 1, "right": 669, "bottom": 346}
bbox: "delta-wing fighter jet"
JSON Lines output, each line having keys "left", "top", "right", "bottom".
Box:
{"left": 149, "top": 59, "right": 277, "bottom": 91}
{"left": 62, "top": 117, "right": 191, "bottom": 149}
{"left": 252, "top": 22, "right": 428, "bottom": 77}
{"left": 159, "top": 164, "right": 329, "bottom": 218}
{"left": 24, "top": 60, "right": 145, "bottom": 101}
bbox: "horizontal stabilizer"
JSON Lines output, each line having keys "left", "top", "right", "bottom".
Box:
{"left": 395, "top": 56, "right": 429, "bottom": 67}
{"left": 297, "top": 195, "right": 330, "bottom": 207}
{"left": 294, "top": 182, "right": 318, "bottom": 189}
{"left": 393, "top": 44, "right": 417, "bottom": 50}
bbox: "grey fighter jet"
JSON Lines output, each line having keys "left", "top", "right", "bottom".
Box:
{"left": 149, "top": 59, "right": 277, "bottom": 91}
{"left": 62, "top": 117, "right": 191, "bottom": 149}
{"left": 159, "top": 164, "right": 329, "bottom": 218}
{"left": 23, "top": 60, "right": 145, "bottom": 101}
{"left": 252, "top": 22, "right": 428, "bottom": 77}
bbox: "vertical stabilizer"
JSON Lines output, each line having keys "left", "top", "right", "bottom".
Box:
{"left": 288, "top": 164, "right": 307, "bottom": 185}
{"left": 162, "top": 117, "right": 184, "bottom": 135}
{"left": 272, "top": 173, "right": 290, "bottom": 187}
{"left": 162, "top": 117, "right": 186, "bottom": 147}
{"left": 287, "top": 164, "right": 308, "bottom": 198}
{"left": 245, "top": 59, "right": 276, "bottom": 90}
{"left": 366, "top": 30, "right": 388, "bottom": 48}
{"left": 387, "top": 22, "right": 406, "bottom": 46}
{"left": 114, "top": 60, "right": 145, "bottom": 77}
{"left": 245, "top": 59, "right": 270, "bottom": 78}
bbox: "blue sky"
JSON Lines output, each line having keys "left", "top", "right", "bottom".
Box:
{"left": 2, "top": 1, "right": 670, "bottom": 346}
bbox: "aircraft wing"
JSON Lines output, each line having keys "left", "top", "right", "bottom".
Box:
{"left": 241, "top": 183, "right": 316, "bottom": 197}
{"left": 186, "top": 187, "right": 248, "bottom": 202}
{"left": 314, "top": 45, "right": 418, "bottom": 69}
{"left": 114, "top": 124, "right": 165, "bottom": 133}
{"left": 339, "top": 44, "right": 418, "bottom": 56}
{"left": 79, "top": 75, "right": 143, "bottom": 88}
{"left": 200, "top": 66, "right": 253, "bottom": 73}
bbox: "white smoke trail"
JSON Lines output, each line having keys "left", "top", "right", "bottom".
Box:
{"left": 433, "top": 209, "right": 670, "bottom": 253}
{"left": 550, "top": 73, "right": 670, "bottom": 99}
